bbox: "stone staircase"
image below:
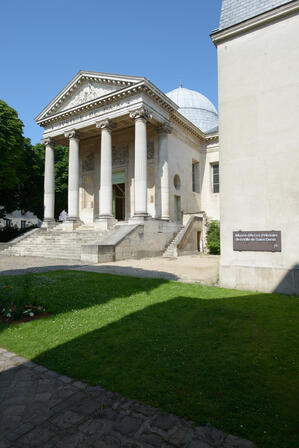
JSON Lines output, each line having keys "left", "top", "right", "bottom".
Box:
{"left": 163, "top": 215, "right": 202, "bottom": 258}
{"left": 2, "top": 224, "right": 108, "bottom": 261}
{"left": 163, "top": 225, "right": 185, "bottom": 258}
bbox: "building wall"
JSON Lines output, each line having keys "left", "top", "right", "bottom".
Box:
{"left": 78, "top": 125, "right": 219, "bottom": 225}
{"left": 168, "top": 128, "right": 202, "bottom": 221}
{"left": 217, "top": 12, "right": 299, "bottom": 294}
{"left": 200, "top": 140, "right": 220, "bottom": 221}
{"left": 0, "top": 210, "right": 41, "bottom": 229}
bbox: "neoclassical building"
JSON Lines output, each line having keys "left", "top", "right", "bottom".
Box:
{"left": 4, "top": 71, "right": 220, "bottom": 262}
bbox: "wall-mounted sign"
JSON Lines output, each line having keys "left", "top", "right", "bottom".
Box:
{"left": 233, "top": 231, "right": 281, "bottom": 252}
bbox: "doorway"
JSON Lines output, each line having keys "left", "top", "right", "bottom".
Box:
{"left": 113, "top": 183, "right": 125, "bottom": 221}
{"left": 197, "top": 231, "right": 201, "bottom": 252}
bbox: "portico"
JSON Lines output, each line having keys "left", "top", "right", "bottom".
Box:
{"left": 26, "top": 70, "right": 220, "bottom": 262}
{"left": 41, "top": 110, "right": 171, "bottom": 229}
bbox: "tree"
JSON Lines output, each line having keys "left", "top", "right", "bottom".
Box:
{"left": 18, "top": 138, "right": 45, "bottom": 219}
{"left": 54, "top": 145, "right": 68, "bottom": 218}
{"left": 206, "top": 220, "right": 220, "bottom": 255}
{"left": 0, "top": 99, "right": 24, "bottom": 216}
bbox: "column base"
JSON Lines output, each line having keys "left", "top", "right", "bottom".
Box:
{"left": 128, "top": 213, "right": 149, "bottom": 225}
{"left": 41, "top": 219, "right": 56, "bottom": 229}
{"left": 60, "top": 217, "right": 82, "bottom": 231}
{"left": 94, "top": 215, "right": 117, "bottom": 230}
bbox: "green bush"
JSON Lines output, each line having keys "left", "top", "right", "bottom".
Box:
{"left": 0, "top": 224, "right": 37, "bottom": 242}
{"left": 206, "top": 220, "right": 220, "bottom": 254}
{"left": 0, "top": 274, "right": 45, "bottom": 321}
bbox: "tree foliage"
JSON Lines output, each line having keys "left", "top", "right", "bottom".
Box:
{"left": 206, "top": 220, "right": 220, "bottom": 255}
{"left": 0, "top": 99, "right": 24, "bottom": 216}
{"left": 0, "top": 99, "right": 69, "bottom": 220}
{"left": 17, "top": 142, "right": 69, "bottom": 220}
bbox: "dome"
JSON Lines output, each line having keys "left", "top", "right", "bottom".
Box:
{"left": 166, "top": 86, "right": 218, "bottom": 134}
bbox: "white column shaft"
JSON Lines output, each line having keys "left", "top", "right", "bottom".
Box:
{"left": 44, "top": 144, "right": 55, "bottom": 220}
{"left": 158, "top": 132, "right": 169, "bottom": 219}
{"left": 68, "top": 136, "right": 80, "bottom": 219}
{"left": 100, "top": 127, "right": 113, "bottom": 217}
{"left": 134, "top": 118, "right": 148, "bottom": 215}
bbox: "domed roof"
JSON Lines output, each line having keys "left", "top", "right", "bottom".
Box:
{"left": 166, "top": 86, "right": 218, "bottom": 134}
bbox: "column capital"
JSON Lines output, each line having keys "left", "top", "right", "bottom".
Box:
{"left": 157, "top": 122, "right": 172, "bottom": 135}
{"left": 96, "top": 119, "right": 116, "bottom": 131}
{"left": 41, "top": 137, "right": 55, "bottom": 146}
{"left": 64, "top": 129, "right": 80, "bottom": 140}
{"left": 130, "top": 107, "right": 152, "bottom": 121}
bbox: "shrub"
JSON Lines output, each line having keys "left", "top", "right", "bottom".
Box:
{"left": 0, "top": 275, "right": 45, "bottom": 322}
{"left": 206, "top": 220, "right": 220, "bottom": 255}
{"left": 0, "top": 224, "right": 37, "bottom": 242}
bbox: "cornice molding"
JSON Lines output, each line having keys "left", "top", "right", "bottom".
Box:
{"left": 36, "top": 77, "right": 178, "bottom": 127}
{"left": 35, "top": 71, "right": 145, "bottom": 122}
{"left": 211, "top": 0, "right": 299, "bottom": 45}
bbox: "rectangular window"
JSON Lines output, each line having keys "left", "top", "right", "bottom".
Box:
{"left": 212, "top": 163, "right": 220, "bottom": 193}
{"left": 21, "top": 220, "right": 26, "bottom": 229}
{"left": 192, "top": 161, "right": 200, "bottom": 193}
{"left": 4, "top": 219, "right": 11, "bottom": 228}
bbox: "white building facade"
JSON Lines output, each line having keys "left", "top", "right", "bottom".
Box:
{"left": 15, "top": 71, "right": 221, "bottom": 262}
{"left": 211, "top": 0, "right": 299, "bottom": 294}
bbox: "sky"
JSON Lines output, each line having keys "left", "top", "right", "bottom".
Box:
{"left": 0, "top": 0, "right": 222, "bottom": 144}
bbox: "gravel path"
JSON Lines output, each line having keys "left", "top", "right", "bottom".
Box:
{"left": 0, "top": 254, "right": 219, "bottom": 285}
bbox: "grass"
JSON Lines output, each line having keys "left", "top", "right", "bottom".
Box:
{"left": 0, "top": 271, "right": 298, "bottom": 448}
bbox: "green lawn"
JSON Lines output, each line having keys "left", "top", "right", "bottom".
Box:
{"left": 0, "top": 271, "right": 298, "bottom": 448}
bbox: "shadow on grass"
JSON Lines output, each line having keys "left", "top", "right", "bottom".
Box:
{"left": 0, "top": 263, "right": 180, "bottom": 281}
{"left": 30, "top": 293, "right": 298, "bottom": 448}
{"left": 0, "top": 270, "right": 176, "bottom": 321}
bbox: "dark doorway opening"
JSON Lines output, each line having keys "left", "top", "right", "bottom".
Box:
{"left": 197, "top": 231, "right": 201, "bottom": 252}
{"left": 113, "top": 183, "right": 125, "bottom": 221}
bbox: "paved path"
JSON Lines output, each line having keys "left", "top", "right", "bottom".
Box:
{"left": 0, "top": 254, "right": 219, "bottom": 285}
{"left": 0, "top": 348, "right": 255, "bottom": 448}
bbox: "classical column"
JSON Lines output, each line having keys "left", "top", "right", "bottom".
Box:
{"left": 41, "top": 137, "right": 55, "bottom": 227}
{"left": 95, "top": 119, "right": 115, "bottom": 225}
{"left": 130, "top": 107, "right": 152, "bottom": 219}
{"left": 158, "top": 123, "right": 172, "bottom": 220}
{"left": 65, "top": 130, "right": 80, "bottom": 222}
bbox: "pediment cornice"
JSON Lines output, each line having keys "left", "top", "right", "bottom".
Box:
{"left": 36, "top": 71, "right": 146, "bottom": 123}
{"left": 36, "top": 75, "right": 179, "bottom": 128}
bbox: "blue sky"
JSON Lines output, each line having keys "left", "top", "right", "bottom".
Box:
{"left": 0, "top": 0, "right": 222, "bottom": 144}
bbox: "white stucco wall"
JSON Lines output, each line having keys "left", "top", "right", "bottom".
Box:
{"left": 168, "top": 128, "right": 201, "bottom": 221}
{"left": 217, "top": 11, "right": 299, "bottom": 294}
{"left": 200, "top": 141, "right": 220, "bottom": 221}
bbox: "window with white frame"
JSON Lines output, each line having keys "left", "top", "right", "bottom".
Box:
{"left": 192, "top": 161, "right": 200, "bottom": 193}
{"left": 212, "top": 163, "right": 220, "bottom": 193}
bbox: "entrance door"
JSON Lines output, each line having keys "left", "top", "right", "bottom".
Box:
{"left": 197, "top": 231, "right": 201, "bottom": 252}
{"left": 112, "top": 171, "right": 126, "bottom": 221}
{"left": 174, "top": 195, "right": 181, "bottom": 223}
{"left": 113, "top": 183, "right": 125, "bottom": 220}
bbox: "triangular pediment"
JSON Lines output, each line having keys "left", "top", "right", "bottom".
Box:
{"left": 36, "top": 70, "right": 145, "bottom": 122}
{"left": 56, "top": 80, "right": 119, "bottom": 112}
